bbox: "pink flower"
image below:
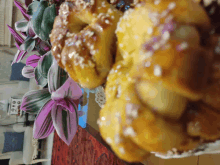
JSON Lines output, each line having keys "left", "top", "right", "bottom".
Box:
{"left": 20, "top": 60, "right": 83, "bottom": 145}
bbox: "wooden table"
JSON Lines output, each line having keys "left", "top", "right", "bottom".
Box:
{"left": 81, "top": 91, "right": 220, "bottom": 165}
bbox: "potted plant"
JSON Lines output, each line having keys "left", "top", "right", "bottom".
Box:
{"left": 7, "top": 0, "right": 84, "bottom": 145}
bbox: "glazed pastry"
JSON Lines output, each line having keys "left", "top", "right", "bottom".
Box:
{"left": 98, "top": 100, "right": 150, "bottom": 162}
{"left": 50, "top": 0, "right": 122, "bottom": 88}
{"left": 98, "top": 0, "right": 220, "bottom": 162}
{"left": 120, "top": 83, "right": 199, "bottom": 153}
{"left": 100, "top": 60, "right": 199, "bottom": 158}
{"left": 50, "top": 0, "right": 220, "bottom": 162}
{"left": 113, "top": 0, "right": 213, "bottom": 119}
{"left": 116, "top": 0, "right": 211, "bottom": 61}
{"left": 116, "top": 0, "right": 213, "bottom": 100}
{"left": 104, "top": 58, "right": 133, "bottom": 101}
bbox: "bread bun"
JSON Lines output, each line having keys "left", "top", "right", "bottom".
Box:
{"left": 50, "top": 0, "right": 122, "bottom": 88}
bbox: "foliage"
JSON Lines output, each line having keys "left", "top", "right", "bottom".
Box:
{"left": 7, "top": 0, "right": 84, "bottom": 145}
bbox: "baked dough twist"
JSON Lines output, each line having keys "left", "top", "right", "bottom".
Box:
{"left": 50, "top": 0, "right": 122, "bottom": 88}
{"left": 116, "top": 0, "right": 212, "bottom": 100}
{"left": 98, "top": 0, "right": 220, "bottom": 162}
{"left": 99, "top": 99, "right": 150, "bottom": 162}
{"left": 99, "top": 60, "right": 200, "bottom": 162}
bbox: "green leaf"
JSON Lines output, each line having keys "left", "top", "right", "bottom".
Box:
{"left": 17, "top": 22, "right": 28, "bottom": 29}
{"left": 51, "top": 104, "right": 78, "bottom": 145}
{"left": 15, "top": 19, "right": 28, "bottom": 32}
{"left": 62, "top": 110, "right": 69, "bottom": 140}
{"left": 33, "top": 100, "right": 55, "bottom": 139}
{"left": 38, "top": 51, "right": 53, "bottom": 79}
{"left": 35, "top": 66, "right": 48, "bottom": 87}
{"left": 20, "top": 37, "right": 36, "bottom": 52}
{"left": 31, "top": 1, "right": 49, "bottom": 39}
{"left": 48, "top": 59, "right": 68, "bottom": 93}
{"left": 20, "top": 88, "right": 51, "bottom": 114}
{"left": 40, "top": 4, "right": 56, "bottom": 41}
{"left": 35, "top": 40, "right": 51, "bottom": 55}
{"left": 59, "top": 68, "right": 68, "bottom": 87}
{"left": 27, "top": 1, "right": 40, "bottom": 16}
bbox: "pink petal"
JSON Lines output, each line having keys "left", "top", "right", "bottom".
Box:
{"left": 20, "top": 88, "right": 51, "bottom": 113}
{"left": 26, "top": 54, "right": 41, "bottom": 68}
{"left": 51, "top": 78, "right": 82, "bottom": 101}
{"left": 51, "top": 104, "right": 78, "bottom": 145}
{"left": 33, "top": 100, "right": 55, "bottom": 139}
{"left": 55, "top": 98, "right": 78, "bottom": 114}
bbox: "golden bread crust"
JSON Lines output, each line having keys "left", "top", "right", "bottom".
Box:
{"left": 50, "top": 0, "right": 122, "bottom": 88}
{"left": 98, "top": 0, "right": 220, "bottom": 162}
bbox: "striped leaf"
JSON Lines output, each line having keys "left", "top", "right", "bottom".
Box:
{"left": 20, "top": 88, "right": 51, "bottom": 114}
{"left": 31, "top": 1, "right": 49, "bottom": 40}
{"left": 33, "top": 100, "right": 55, "bottom": 139}
{"left": 20, "top": 36, "right": 35, "bottom": 52}
{"left": 48, "top": 58, "right": 68, "bottom": 93}
{"left": 7, "top": 25, "right": 24, "bottom": 47}
{"left": 22, "top": 65, "right": 35, "bottom": 78}
{"left": 34, "top": 66, "right": 48, "bottom": 87}
{"left": 27, "top": 1, "right": 40, "bottom": 16}
{"left": 55, "top": 98, "right": 78, "bottom": 114}
{"left": 15, "top": 19, "right": 29, "bottom": 32}
{"left": 37, "top": 51, "right": 53, "bottom": 79}
{"left": 14, "top": 0, "right": 30, "bottom": 20}
{"left": 51, "top": 104, "right": 78, "bottom": 146}
{"left": 35, "top": 39, "right": 51, "bottom": 55}
{"left": 51, "top": 77, "right": 82, "bottom": 101}
{"left": 26, "top": 54, "right": 41, "bottom": 68}
{"left": 12, "top": 50, "right": 28, "bottom": 64}
{"left": 27, "top": 21, "right": 37, "bottom": 38}
{"left": 40, "top": 4, "right": 56, "bottom": 41}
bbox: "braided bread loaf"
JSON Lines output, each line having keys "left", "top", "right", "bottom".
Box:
{"left": 50, "top": 0, "right": 220, "bottom": 162}
{"left": 98, "top": 0, "right": 220, "bottom": 162}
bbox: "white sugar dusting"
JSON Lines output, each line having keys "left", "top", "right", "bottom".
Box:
{"left": 154, "top": 0, "right": 161, "bottom": 5}
{"left": 148, "top": 27, "right": 153, "bottom": 35}
{"left": 153, "top": 43, "right": 160, "bottom": 50}
{"left": 123, "top": 127, "right": 136, "bottom": 137}
{"left": 119, "top": 147, "right": 125, "bottom": 154}
{"left": 145, "top": 51, "right": 153, "bottom": 58}
{"left": 145, "top": 61, "right": 151, "bottom": 67}
{"left": 115, "top": 134, "right": 121, "bottom": 144}
{"left": 97, "top": 119, "right": 101, "bottom": 125}
{"left": 154, "top": 65, "right": 162, "bottom": 77}
{"left": 179, "top": 42, "right": 188, "bottom": 50}
{"left": 162, "top": 31, "right": 170, "bottom": 41}
{"left": 168, "top": 2, "right": 176, "bottom": 10}
{"left": 106, "top": 137, "right": 112, "bottom": 144}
